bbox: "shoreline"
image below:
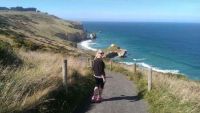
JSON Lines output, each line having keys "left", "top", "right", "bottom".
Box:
{"left": 77, "top": 39, "right": 191, "bottom": 79}
{"left": 77, "top": 39, "right": 97, "bottom": 51}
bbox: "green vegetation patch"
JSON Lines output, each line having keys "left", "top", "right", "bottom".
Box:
{"left": 0, "top": 40, "right": 21, "bottom": 66}
{"left": 145, "top": 88, "right": 199, "bottom": 113}
{"left": 0, "top": 15, "right": 10, "bottom": 28}
{"left": 13, "top": 36, "right": 42, "bottom": 51}
{"left": 106, "top": 62, "right": 200, "bottom": 113}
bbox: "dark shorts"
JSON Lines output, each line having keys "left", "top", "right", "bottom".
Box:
{"left": 95, "top": 77, "right": 104, "bottom": 89}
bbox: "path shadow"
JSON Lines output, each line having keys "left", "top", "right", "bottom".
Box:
{"left": 75, "top": 90, "right": 145, "bottom": 113}
{"left": 74, "top": 91, "right": 94, "bottom": 113}
{"left": 103, "top": 95, "right": 140, "bottom": 102}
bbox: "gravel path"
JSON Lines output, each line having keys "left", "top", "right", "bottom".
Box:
{"left": 76, "top": 70, "right": 148, "bottom": 113}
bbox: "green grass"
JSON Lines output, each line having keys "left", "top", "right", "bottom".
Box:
{"left": 13, "top": 37, "right": 42, "bottom": 51}
{"left": 0, "top": 15, "right": 10, "bottom": 28}
{"left": 0, "top": 40, "right": 22, "bottom": 66}
{"left": 106, "top": 61, "right": 200, "bottom": 113}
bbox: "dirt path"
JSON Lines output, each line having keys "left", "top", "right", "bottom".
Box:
{"left": 76, "top": 70, "right": 148, "bottom": 113}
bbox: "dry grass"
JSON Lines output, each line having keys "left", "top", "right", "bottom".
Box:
{"left": 0, "top": 11, "right": 91, "bottom": 113}
{"left": 0, "top": 50, "right": 89, "bottom": 113}
{"left": 133, "top": 67, "right": 200, "bottom": 103}
{"left": 114, "top": 62, "right": 200, "bottom": 113}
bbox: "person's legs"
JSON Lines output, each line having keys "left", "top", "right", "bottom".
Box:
{"left": 91, "top": 86, "right": 99, "bottom": 101}
{"left": 96, "top": 79, "right": 104, "bottom": 101}
{"left": 92, "top": 77, "right": 100, "bottom": 101}
{"left": 94, "top": 86, "right": 99, "bottom": 96}
{"left": 92, "top": 78, "right": 105, "bottom": 102}
{"left": 98, "top": 87, "right": 102, "bottom": 98}
{"left": 99, "top": 87, "right": 102, "bottom": 95}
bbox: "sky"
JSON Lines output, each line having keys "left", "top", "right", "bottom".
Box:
{"left": 1, "top": 0, "right": 200, "bottom": 22}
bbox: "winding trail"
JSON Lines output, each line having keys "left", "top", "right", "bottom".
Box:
{"left": 76, "top": 70, "right": 148, "bottom": 113}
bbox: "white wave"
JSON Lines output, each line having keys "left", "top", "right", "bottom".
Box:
{"left": 79, "top": 40, "right": 97, "bottom": 51}
{"left": 119, "top": 61, "right": 135, "bottom": 65}
{"left": 153, "top": 67, "right": 180, "bottom": 74}
{"left": 133, "top": 58, "right": 146, "bottom": 61}
{"left": 137, "top": 62, "right": 152, "bottom": 68}
{"left": 138, "top": 62, "right": 180, "bottom": 74}
{"left": 119, "top": 61, "right": 180, "bottom": 74}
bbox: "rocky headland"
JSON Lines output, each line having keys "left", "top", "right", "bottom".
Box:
{"left": 104, "top": 44, "right": 127, "bottom": 58}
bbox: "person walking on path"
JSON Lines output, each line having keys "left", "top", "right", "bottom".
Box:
{"left": 91, "top": 50, "right": 106, "bottom": 102}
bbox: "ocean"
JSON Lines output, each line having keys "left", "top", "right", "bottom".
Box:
{"left": 80, "top": 22, "right": 200, "bottom": 80}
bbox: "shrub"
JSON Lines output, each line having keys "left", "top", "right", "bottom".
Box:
{"left": 0, "top": 16, "right": 9, "bottom": 28}
{"left": 13, "top": 37, "right": 41, "bottom": 51}
{"left": 0, "top": 41, "right": 21, "bottom": 66}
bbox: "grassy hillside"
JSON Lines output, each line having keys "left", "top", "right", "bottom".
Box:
{"left": 0, "top": 11, "right": 88, "bottom": 56}
{"left": 0, "top": 11, "right": 94, "bottom": 113}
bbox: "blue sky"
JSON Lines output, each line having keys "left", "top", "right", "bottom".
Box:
{"left": 1, "top": 0, "right": 200, "bottom": 22}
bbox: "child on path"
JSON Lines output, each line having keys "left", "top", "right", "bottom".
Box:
{"left": 91, "top": 50, "right": 106, "bottom": 102}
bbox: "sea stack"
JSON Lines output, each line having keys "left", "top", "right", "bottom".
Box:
{"left": 89, "top": 33, "right": 96, "bottom": 39}
{"left": 104, "top": 44, "right": 127, "bottom": 58}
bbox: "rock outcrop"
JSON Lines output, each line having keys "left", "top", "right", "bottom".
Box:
{"left": 104, "top": 44, "right": 127, "bottom": 58}
{"left": 88, "top": 33, "right": 96, "bottom": 39}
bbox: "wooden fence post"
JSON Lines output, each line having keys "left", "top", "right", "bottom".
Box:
{"left": 133, "top": 63, "right": 136, "bottom": 74}
{"left": 110, "top": 60, "right": 112, "bottom": 71}
{"left": 87, "top": 58, "right": 90, "bottom": 67}
{"left": 63, "top": 59, "right": 67, "bottom": 93}
{"left": 90, "top": 58, "right": 93, "bottom": 68}
{"left": 148, "top": 67, "right": 152, "bottom": 91}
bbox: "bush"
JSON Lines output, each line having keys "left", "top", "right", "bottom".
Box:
{"left": 0, "top": 16, "right": 9, "bottom": 28}
{"left": 13, "top": 37, "right": 41, "bottom": 51}
{"left": 0, "top": 41, "right": 21, "bottom": 66}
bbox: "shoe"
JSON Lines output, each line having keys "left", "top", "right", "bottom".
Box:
{"left": 96, "top": 96, "right": 102, "bottom": 103}
{"left": 91, "top": 95, "right": 96, "bottom": 102}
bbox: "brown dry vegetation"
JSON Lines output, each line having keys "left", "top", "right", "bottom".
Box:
{"left": 0, "top": 50, "right": 90, "bottom": 113}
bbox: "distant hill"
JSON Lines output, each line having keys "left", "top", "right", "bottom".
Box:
{"left": 0, "top": 6, "right": 37, "bottom": 12}
{"left": 0, "top": 10, "right": 87, "bottom": 55}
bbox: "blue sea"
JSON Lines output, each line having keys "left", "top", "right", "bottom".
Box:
{"left": 81, "top": 22, "right": 200, "bottom": 80}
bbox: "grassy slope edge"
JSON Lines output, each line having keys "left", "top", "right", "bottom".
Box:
{"left": 106, "top": 61, "right": 200, "bottom": 113}
{"left": 0, "top": 11, "right": 94, "bottom": 113}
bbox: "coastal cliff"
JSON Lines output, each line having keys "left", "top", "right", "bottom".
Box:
{"left": 0, "top": 11, "right": 87, "bottom": 46}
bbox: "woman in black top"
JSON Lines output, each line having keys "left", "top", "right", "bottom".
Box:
{"left": 91, "top": 50, "right": 106, "bottom": 102}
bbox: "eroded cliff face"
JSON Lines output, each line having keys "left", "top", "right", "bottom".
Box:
{"left": 55, "top": 25, "right": 87, "bottom": 43}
